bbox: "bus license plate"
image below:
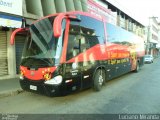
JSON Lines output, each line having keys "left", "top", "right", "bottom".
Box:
{"left": 30, "top": 85, "right": 37, "bottom": 91}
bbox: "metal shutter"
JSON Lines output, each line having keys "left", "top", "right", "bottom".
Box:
{"left": 0, "top": 31, "right": 8, "bottom": 76}
{"left": 15, "top": 35, "right": 25, "bottom": 74}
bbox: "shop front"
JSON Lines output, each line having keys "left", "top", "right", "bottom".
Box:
{"left": 0, "top": 0, "right": 22, "bottom": 78}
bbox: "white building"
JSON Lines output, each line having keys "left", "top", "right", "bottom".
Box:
{"left": 157, "top": 23, "right": 160, "bottom": 49}
{"left": 147, "top": 17, "right": 159, "bottom": 57}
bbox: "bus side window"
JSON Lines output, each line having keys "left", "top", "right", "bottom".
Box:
{"left": 80, "top": 15, "right": 105, "bottom": 45}
{"left": 81, "top": 36, "right": 86, "bottom": 52}
{"left": 66, "top": 25, "right": 80, "bottom": 60}
{"left": 73, "top": 35, "right": 80, "bottom": 56}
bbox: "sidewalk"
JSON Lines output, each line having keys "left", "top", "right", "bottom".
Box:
{"left": 0, "top": 77, "right": 23, "bottom": 98}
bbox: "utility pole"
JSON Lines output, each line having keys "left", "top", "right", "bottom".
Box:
{"left": 146, "top": 25, "right": 150, "bottom": 54}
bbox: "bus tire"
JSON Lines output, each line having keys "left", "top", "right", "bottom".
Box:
{"left": 93, "top": 69, "right": 105, "bottom": 91}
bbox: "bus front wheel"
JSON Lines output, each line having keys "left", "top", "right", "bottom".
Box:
{"left": 93, "top": 69, "right": 105, "bottom": 91}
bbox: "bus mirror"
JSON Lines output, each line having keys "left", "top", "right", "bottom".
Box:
{"left": 53, "top": 13, "right": 65, "bottom": 38}
{"left": 10, "top": 28, "right": 28, "bottom": 45}
{"left": 53, "top": 14, "right": 81, "bottom": 38}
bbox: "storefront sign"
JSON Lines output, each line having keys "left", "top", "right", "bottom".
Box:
{"left": 88, "top": 0, "right": 111, "bottom": 19}
{"left": 87, "top": 0, "right": 117, "bottom": 25}
{"left": 0, "top": 14, "right": 22, "bottom": 28}
{"left": 0, "top": 0, "right": 22, "bottom": 16}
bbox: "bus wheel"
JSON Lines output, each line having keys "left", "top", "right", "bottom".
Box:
{"left": 93, "top": 69, "right": 105, "bottom": 91}
{"left": 134, "top": 62, "right": 140, "bottom": 73}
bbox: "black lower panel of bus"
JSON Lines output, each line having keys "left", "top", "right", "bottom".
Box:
{"left": 19, "top": 79, "right": 65, "bottom": 97}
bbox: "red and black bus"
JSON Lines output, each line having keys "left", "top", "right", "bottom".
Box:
{"left": 11, "top": 11, "right": 145, "bottom": 96}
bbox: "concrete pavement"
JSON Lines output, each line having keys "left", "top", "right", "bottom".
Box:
{"left": 0, "top": 58, "right": 160, "bottom": 114}
{"left": 0, "top": 77, "right": 23, "bottom": 98}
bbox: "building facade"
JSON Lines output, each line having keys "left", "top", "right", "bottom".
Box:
{"left": 0, "top": 0, "right": 22, "bottom": 78}
{"left": 146, "top": 17, "right": 160, "bottom": 57}
{"left": 157, "top": 23, "right": 160, "bottom": 56}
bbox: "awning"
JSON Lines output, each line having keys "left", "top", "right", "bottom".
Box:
{"left": 0, "top": 14, "right": 22, "bottom": 28}
{"left": 150, "top": 39, "right": 158, "bottom": 44}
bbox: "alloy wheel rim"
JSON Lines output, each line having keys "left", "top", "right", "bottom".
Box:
{"left": 98, "top": 75, "right": 103, "bottom": 86}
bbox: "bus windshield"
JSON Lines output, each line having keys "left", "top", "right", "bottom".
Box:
{"left": 21, "top": 17, "right": 64, "bottom": 68}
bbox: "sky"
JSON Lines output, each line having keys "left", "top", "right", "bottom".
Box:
{"left": 113, "top": 0, "right": 160, "bottom": 26}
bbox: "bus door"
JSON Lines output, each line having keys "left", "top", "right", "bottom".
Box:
{"left": 79, "top": 33, "right": 92, "bottom": 89}
{"left": 74, "top": 25, "right": 96, "bottom": 89}
{"left": 65, "top": 24, "right": 83, "bottom": 92}
{"left": 65, "top": 23, "right": 92, "bottom": 91}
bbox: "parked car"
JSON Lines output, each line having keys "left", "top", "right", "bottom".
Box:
{"left": 144, "top": 55, "right": 154, "bottom": 63}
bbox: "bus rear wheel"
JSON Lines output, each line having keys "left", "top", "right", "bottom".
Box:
{"left": 93, "top": 69, "right": 105, "bottom": 91}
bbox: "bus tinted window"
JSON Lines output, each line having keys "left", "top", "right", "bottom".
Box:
{"left": 80, "top": 15, "right": 105, "bottom": 45}
{"left": 106, "top": 23, "right": 134, "bottom": 45}
{"left": 67, "top": 21, "right": 101, "bottom": 61}
{"left": 67, "top": 24, "right": 81, "bottom": 61}
{"left": 66, "top": 16, "right": 105, "bottom": 61}
{"left": 106, "top": 23, "right": 144, "bottom": 52}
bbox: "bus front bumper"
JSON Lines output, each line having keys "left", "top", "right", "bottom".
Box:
{"left": 19, "top": 79, "right": 64, "bottom": 97}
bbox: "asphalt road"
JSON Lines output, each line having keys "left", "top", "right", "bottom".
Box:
{"left": 0, "top": 58, "right": 160, "bottom": 115}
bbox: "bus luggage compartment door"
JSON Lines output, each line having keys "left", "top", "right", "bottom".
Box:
{"left": 64, "top": 63, "right": 82, "bottom": 93}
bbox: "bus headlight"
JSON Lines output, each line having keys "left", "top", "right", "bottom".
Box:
{"left": 20, "top": 70, "right": 24, "bottom": 80}
{"left": 44, "top": 75, "right": 63, "bottom": 85}
{"left": 20, "top": 75, "right": 24, "bottom": 80}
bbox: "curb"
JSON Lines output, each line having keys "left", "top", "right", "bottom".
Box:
{"left": 0, "top": 89, "right": 24, "bottom": 98}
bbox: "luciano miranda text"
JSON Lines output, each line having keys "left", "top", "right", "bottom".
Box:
{"left": 119, "top": 114, "right": 159, "bottom": 120}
